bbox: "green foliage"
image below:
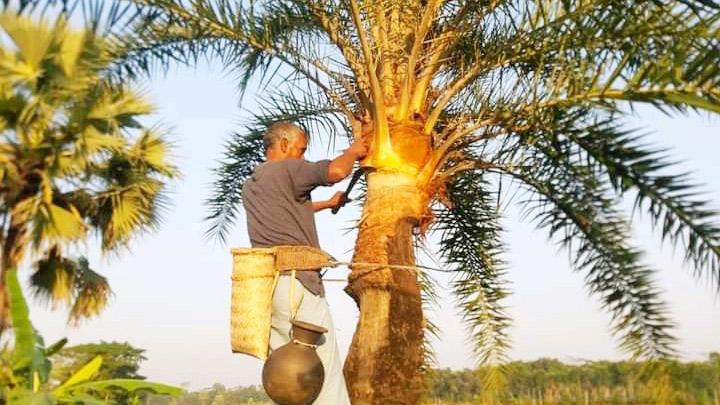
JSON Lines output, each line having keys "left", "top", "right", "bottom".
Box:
{"left": 422, "top": 356, "right": 720, "bottom": 404}
{"left": 145, "top": 383, "right": 270, "bottom": 405}
{"left": 16, "top": 0, "right": 719, "bottom": 374}
{"left": 144, "top": 356, "right": 720, "bottom": 405}
{"left": 434, "top": 171, "right": 511, "bottom": 391}
{"left": 490, "top": 111, "right": 678, "bottom": 359}
{"left": 0, "top": 8, "right": 178, "bottom": 327}
{"left": 52, "top": 341, "right": 147, "bottom": 383}
{"left": 83, "top": 0, "right": 720, "bottom": 367}
{"left": 0, "top": 268, "right": 183, "bottom": 404}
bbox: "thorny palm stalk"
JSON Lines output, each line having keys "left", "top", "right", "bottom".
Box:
{"left": 0, "top": 10, "right": 178, "bottom": 332}
{"left": 16, "top": 0, "right": 720, "bottom": 402}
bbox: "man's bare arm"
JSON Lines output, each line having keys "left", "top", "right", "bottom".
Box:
{"left": 313, "top": 192, "right": 345, "bottom": 212}
{"left": 327, "top": 139, "right": 367, "bottom": 183}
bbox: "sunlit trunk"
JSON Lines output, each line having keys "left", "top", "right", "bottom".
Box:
{"left": 344, "top": 170, "right": 428, "bottom": 404}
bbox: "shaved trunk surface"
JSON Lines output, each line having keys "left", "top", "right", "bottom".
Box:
{"left": 344, "top": 171, "right": 427, "bottom": 405}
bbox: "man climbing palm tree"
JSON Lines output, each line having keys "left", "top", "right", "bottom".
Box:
{"left": 242, "top": 121, "right": 367, "bottom": 404}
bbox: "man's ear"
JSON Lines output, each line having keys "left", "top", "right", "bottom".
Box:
{"left": 280, "top": 137, "right": 289, "bottom": 153}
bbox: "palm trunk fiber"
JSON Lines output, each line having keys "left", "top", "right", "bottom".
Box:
{"left": 344, "top": 171, "right": 427, "bottom": 405}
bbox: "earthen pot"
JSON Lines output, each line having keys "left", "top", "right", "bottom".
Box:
{"left": 262, "top": 320, "right": 328, "bottom": 405}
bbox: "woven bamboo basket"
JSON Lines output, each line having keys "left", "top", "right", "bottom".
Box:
{"left": 230, "top": 246, "right": 335, "bottom": 360}
{"left": 230, "top": 248, "right": 277, "bottom": 359}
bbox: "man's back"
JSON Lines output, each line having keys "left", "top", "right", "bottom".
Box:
{"left": 242, "top": 158, "right": 332, "bottom": 295}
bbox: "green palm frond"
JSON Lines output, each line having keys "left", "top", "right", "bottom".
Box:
{"left": 100, "top": 0, "right": 360, "bottom": 112}
{"left": 446, "top": 104, "right": 720, "bottom": 294}
{"left": 205, "top": 90, "right": 344, "bottom": 242}
{"left": 511, "top": 169, "right": 676, "bottom": 359}
{"left": 205, "top": 129, "right": 263, "bottom": 244}
{"left": 30, "top": 202, "right": 87, "bottom": 249}
{"left": 434, "top": 171, "right": 512, "bottom": 368}
{"left": 414, "top": 239, "right": 441, "bottom": 372}
{"left": 127, "top": 129, "right": 178, "bottom": 177}
{"left": 66, "top": 258, "right": 111, "bottom": 325}
{"left": 479, "top": 112, "right": 678, "bottom": 359}
{"left": 562, "top": 125, "right": 720, "bottom": 289}
{"left": 85, "top": 129, "right": 177, "bottom": 250}
{"left": 30, "top": 247, "right": 79, "bottom": 306}
{"left": 29, "top": 247, "right": 112, "bottom": 324}
{"left": 92, "top": 178, "right": 166, "bottom": 250}
{"left": 440, "top": 1, "right": 720, "bottom": 123}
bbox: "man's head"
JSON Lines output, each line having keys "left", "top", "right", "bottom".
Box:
{"left": 264, "top": 122, "right": 308, "bottom": 161}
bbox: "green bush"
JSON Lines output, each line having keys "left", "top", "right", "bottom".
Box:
{"left": 0, "top": 268, "right": 184, "bottom": 404}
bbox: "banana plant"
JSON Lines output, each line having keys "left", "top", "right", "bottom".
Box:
{"left": 1, "top": 268, "right": 184, "bottom": 404}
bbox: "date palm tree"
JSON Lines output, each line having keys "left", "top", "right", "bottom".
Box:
{"left": 0, "top": 10, "right": 178, "bottom": 334}
{"left": 42, "top": 0, "right": 720, "bottom": 403}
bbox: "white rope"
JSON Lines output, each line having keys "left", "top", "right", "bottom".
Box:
{"left": 291, "top": 339, "right": 318, "bottom": 349}
{"left": 319, "top": 261, "right": 452, "bottom": 283}
{"left": 287, "top": 261, "right": 450, "bottom": 273}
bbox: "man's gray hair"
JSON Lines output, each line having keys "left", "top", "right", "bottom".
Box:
{"left": 263, "top": 122, "right": 306, "bottom": 149}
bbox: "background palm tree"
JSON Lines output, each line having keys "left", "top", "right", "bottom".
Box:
{"left": 0, "top": 10, "right": 178, "bottom": 334}
{"left": 24, "top": 0, "right": 720, "bottom": 403}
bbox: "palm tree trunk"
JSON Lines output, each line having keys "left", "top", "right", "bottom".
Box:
{"left": 344, "top": 170, "right": 428, "bottom": 405}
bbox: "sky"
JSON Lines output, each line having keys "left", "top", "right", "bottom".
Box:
{"left": 24, "top": 61, "right": 720, "bottom": 391}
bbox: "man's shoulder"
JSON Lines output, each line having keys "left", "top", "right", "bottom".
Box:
{"left": 278, "top": 158, "right": 329, "bottom": 177}
{"left": 243, "top": 161, "right": 291, "bottom": 190}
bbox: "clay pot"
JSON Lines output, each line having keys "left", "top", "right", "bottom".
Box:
{"left": 262, "top": 320, "right": 328, "bottom": 405}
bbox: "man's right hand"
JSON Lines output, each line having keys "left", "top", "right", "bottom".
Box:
{"left": 347, "top": 139, "right": 368, "bottom": 160}
{"left": 327, "top": 119, "right": 370, "bottom": 183}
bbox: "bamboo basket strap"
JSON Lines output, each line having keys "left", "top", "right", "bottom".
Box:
{"left": 270, "top": 270, "right": 281, "bottom": 301}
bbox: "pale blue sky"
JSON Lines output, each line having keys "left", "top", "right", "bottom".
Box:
{"left": 28, "top": 61, "right": 719, "bottom": 390}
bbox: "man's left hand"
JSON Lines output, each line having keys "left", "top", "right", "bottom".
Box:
{"left": 327, "top": 191, "right": 347, "bottom": 209}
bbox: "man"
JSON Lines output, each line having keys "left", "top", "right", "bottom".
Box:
{"left": 242, "top": 121, "right": 367, "bottom": 404}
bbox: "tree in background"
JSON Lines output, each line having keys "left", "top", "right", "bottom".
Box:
{"left": 19, "top": 0, "right": 720, "bottom": 403}
{"left": 0, "top": 9, "right": 178, "bottom": 334}
{"left": 422, "top": 355, "right": 720, "bottom": 404}
{"left": 51, "top": 341, "right": 147, "bottom": 384}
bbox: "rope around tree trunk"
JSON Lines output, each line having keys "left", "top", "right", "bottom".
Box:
{"left": 316, "top": 260, "right": 453, "bottom": 283}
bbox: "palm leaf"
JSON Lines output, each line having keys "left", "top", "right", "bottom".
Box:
{"left": 435, "top": 171, "right": 512, "bottom": 370}
{"left": 67, "top": 258, "right": 111, "bottom": 324}
{"left": 0, "top": 10, "right": 175, "bottom": 329}
{"left": 484, "top": 112, "right": 678, "bottom": 359}
{"left": 440, "top": 0, "right": 720, "bottom": 126}
{"left": 29, "top": 249, "right": 112, "bottom": 324}
{"left": 562, "top": 123, "right": 720, "bottom": 290}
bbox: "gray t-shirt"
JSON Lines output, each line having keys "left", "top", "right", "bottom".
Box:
{"left": 242, "top": 158, "right": 333, "bottom": 296}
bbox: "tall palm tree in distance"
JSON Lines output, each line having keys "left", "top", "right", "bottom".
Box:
{"left": 0, "top": 9, "right": 178, "bottom": 334}
{"left": 14, "top": 0, "right": 720, "bottom": 403}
